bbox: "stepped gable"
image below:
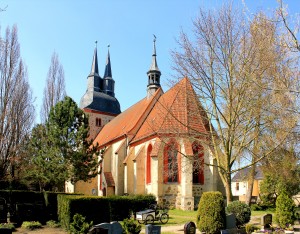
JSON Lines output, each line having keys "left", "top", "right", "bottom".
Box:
{"left": 131, "top": 77, "right": 211, "bottom": 144}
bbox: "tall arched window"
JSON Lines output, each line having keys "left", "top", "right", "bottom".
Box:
{"left": 192, "top": 142, "right": 204, "bottom": 184}
{"left": 146, "top": 144, "right": 152, "bottom": 184}
{"left": 164, "top": 140, "right": 180, "bottom": 183}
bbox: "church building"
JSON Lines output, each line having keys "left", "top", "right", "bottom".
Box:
{"left": 67, "top": 40, "right": 224, "bottom": 210}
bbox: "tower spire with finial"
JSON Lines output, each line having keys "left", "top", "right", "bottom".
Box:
{"left": 104, "top": 44, "right": 112, "bottom": 78}
{"left": 147, "top": 35, "right": 161, "bottom": 98}
{"left": 103, "top": 44, "right": 115, "bottom": 97}
{"left": 90, "top": 41, "right": 99, "bottom": 76}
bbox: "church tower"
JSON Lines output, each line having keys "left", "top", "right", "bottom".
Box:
{"left": 80, "top": 43, "right": 121, "bottom": 140}
{"left": 147, "top": 36, "right": 161, "bottom": 98}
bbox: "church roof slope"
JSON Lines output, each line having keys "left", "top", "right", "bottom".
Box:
{"left": 131, "top": 77, "right": 210, "bottom": 143}
{"left": 93, "top": 88, "right": 162, "bottom": 147}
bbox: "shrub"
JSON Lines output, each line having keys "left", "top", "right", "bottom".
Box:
{"left": 122, "top": 218, "right": 142, "bottom": 234}
{"left": 0, "top": 223, "right": 16, "bottom": 231}
{"left": 59, "top": 195, "right": 110, "bottom": 230}
{"left": 251, "top": 204, "right": 263, "bottom": 211}
{"left": 58, "top": 194, "right": 156, "bottom": 230}
{"left": 21, "top": 221, "right": 42, "bottom": 230}
{"left": 46, "top": 220, "right": 60, "bottom": 228}
{"left": 226, "top": 200, "right": 251, "bottom": 227}
{"left": 245, "top": 223, "right": 260, "bottom": 234}
{"left": 196, "top": 191, "right": 225, "bottom": 234}
{"left": 69, "top": 213, "right": 93, "bottom": 234}
{"left": 275, "top": 192, "right": 295, "bottom": 228}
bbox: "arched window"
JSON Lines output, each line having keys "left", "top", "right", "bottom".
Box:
{"left": 146, "top": 144, "right": 152, "bottom": 184}
{"left": 192, "top": 142, "right": 204, "bottom": 184}
{"left": 164, "top": 139, "right": 180, "bottom": 183}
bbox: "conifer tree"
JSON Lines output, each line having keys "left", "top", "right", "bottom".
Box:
{"left": 24, "top": 96, "right": 99, "bottom": 191}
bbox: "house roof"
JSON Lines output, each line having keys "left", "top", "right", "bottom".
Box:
{"left": 94, "top": 77, "right": 211, "bottom": 148}
{"left": 93, "top": 88, "right": 162, "bottom": 147}
{"left": 131, "top": 77, "right": 210, "bottom": 143}
{"left": 232, "top": 167, "right": 264, "bottom": 182}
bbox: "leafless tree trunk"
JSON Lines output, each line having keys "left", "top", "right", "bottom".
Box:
{"left": 171, "top": 4, "right": 299, "bottom": 204}
{"left": 0, "top": 25, "right": 35, "bottom": 181}
{"left": 40, "top": 52, "right": 66, "bottom": 123}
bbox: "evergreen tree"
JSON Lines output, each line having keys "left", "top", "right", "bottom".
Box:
{"left": 24, "top": 96, "right": 99, "bottom": 191}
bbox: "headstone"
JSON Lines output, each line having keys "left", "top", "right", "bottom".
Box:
{"left": 89, "top": 223, "right": 111, "bottom": 234}
{"left": 184, "top": 221, "right": 196, "bottom": 234}
{"left": 110, "top": 221, "right": 123, "bottom": 234}
{"left": 262, "top": 214, "right": 272, "bottom": 229}
{"left": 89, "top": 222, "right": 123, "bottom": 234}
{"left": 226, "top": 213, "right": 236, "bottom": 229}
{"left": 0, "top": 228, "right": 12, "bottom": 234}
{"left": 0, "top": 197, "right": 7, "bottom": 223}
{"left": 145, "top": 224, "right": 161, "bottom": 234}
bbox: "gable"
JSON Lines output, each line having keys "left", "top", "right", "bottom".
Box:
{"left": 131, "top": 77, "right": 210, "bottom": 144}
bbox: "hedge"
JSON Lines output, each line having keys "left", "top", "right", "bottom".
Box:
{"left": 0, "top": 190, "right": 77, "bottom": 225}
{"left": 58, "top": 194, "right": 156, "bottom": 230}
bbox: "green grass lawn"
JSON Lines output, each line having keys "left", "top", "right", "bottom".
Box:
{"left": 144, "top": 208, "right": 274, "bottom": 227}
{"left": 166, "top": 209, "right": 198, "bottom": 226}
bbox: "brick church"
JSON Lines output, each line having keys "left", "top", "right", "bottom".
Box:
{"left": 65, "top": 40, "right": 224, "bottom": 210}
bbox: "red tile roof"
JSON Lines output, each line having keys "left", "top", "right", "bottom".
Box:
{"left": 131, "top": 77, "right": 210, "bottom": 143}
{"left": 93, "top": 77, "right": 210, "bottom": 148}
{"left": 93, "top": 89, "right": 163, "bottom": 147}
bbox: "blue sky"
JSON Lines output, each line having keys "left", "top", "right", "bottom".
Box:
{"left": 0, "top": 0, "right": 299, "bottom": 124}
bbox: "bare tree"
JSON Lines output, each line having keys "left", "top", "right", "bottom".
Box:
{"left": 172, "top": 3, "right": 298, "bottom": 204}
{"left": 0, "top": 25, "right": 35, "bottom": 181}
{"left": 277, "top": 0, "right": 300, "bottom": 52}
{"left": 40, "top": 52, "right": 66, "bottom": 123}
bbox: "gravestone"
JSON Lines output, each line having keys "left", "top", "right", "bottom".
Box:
{"left": 0, "top": 197, "right": 7, "bottom": 223}
{"left": 0, "top": 228, "right": 12, "bottom": 234}
{"left": 145, "top": 224, "right": 161, "bottom": 234}
{"left": 262, "top": 214, "right": 272, "bottom": 229}
{"left": 89, "top": 221, "right": 123, "bottom": 234}
{"left": 226, "top": 213, "right": 236, "bottom": 229}
{"left": 110, "top": 221, "right": 123, "bottom": 234}
{"left": 184, "top": 221, "right": 196, "bottom": 234}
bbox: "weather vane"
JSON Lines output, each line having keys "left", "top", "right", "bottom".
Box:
{"left": 153, "top": 34, "right": 156, "bottom": 42}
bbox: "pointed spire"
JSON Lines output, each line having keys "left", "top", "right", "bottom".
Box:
{"left": 147, "top": 35, "right": 161, "bottom": 98}
{"left": 104, "top": 45, "right": 112, "bottom": 78}
{"left": 90, "top": 41, "right": 99, "bottom": 76}
{"left": 149, "top": 35, "right": 160, "bottom": 72}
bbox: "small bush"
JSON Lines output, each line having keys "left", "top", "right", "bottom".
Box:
{"left": 226, "top": 201, "right": 251, "bottom": 227}
{"left": 122, "top": 218, "right": 142, "bottom": 234}
{"left": 251, "top": 204, "right": 263, "bottom": 211}
{"left": 0, "top": 223, "right": 16, "bottom": 231}
{"left": 21, "top": 221, "right": 42, "bottom": 230}
{"left": 245, "top": 223, "right": 255, "bottom": 234}
{"left": 196, "top": 191, "right": 225, "bottom": 234}
{"left": 69, "top": 213, "right": 93, "bottom": 234}
{"left": 46, "top": 220, "right": 60, "bottom": 228}
{"left": 275, "top": 192, "right": 295, "bottom": 228}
